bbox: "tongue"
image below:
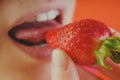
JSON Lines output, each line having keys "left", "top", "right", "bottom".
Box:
{"left": 9, "top": 20, "right": 61, "bottom": 45}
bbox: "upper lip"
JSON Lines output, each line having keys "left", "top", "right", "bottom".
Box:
{"left": 13, "top": 2, "right": 66, "bottom": 28}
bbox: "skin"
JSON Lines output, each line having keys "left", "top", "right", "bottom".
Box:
{"left": 0, "top": 0, "right": 76, "bottom": 80}
{"left": 0, "top": 0, "right": 120, "bottom": 80}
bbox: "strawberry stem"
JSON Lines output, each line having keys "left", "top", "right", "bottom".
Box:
{"left": 94, "top": 37, "right": 120, "bottom": 69}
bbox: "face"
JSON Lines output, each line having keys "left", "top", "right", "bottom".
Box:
{"left": 0, "top": 0, "right": 76, "bottom": 80}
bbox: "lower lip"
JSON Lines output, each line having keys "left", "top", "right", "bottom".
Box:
{"left": 14, "top": 41, "right": 53, "bottom": 61}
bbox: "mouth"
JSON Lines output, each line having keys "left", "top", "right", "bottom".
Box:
{"left": 8, "top": 9, "right": 62, "bottom": 60}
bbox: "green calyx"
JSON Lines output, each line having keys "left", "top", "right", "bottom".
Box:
{"left": 94, "top": 37, "right": 120, "bottom": 70}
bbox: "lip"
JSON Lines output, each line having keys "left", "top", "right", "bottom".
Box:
{"left": 14, "top": 2, "right": 66, "bottom": 27}
{"left": 8, "top": 3, "right": 65, "bottom": 61}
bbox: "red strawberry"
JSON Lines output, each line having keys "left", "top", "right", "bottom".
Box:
{"left": 46, "top": 19, "right": 120, "bottom": 69}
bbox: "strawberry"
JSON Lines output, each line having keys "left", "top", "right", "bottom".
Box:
{"left": 46, "top": 19, "right": 120, "bottom": 69}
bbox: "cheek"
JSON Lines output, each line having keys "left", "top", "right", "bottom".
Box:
{"left": 0, "top": 1, "right": 27, "bottom": 32}
{"left": 0, "top": 0, "right": 36, "bottom": 31}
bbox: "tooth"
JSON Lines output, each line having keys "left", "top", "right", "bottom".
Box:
{"left": 47, "top": 10, "right": 59, "bottom": 20}
{"left": 54, "top": 10, "right": 59, "bottom": 16}
{"left": 36, "top": 13, "right": 47, "bottom": 22}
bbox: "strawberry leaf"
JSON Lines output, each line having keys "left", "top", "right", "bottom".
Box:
{"left": 94, "top": 46, "right": 112, "bottom": 70}
{"left": 95, "top": 37, "right": 120, "bottom": 69}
